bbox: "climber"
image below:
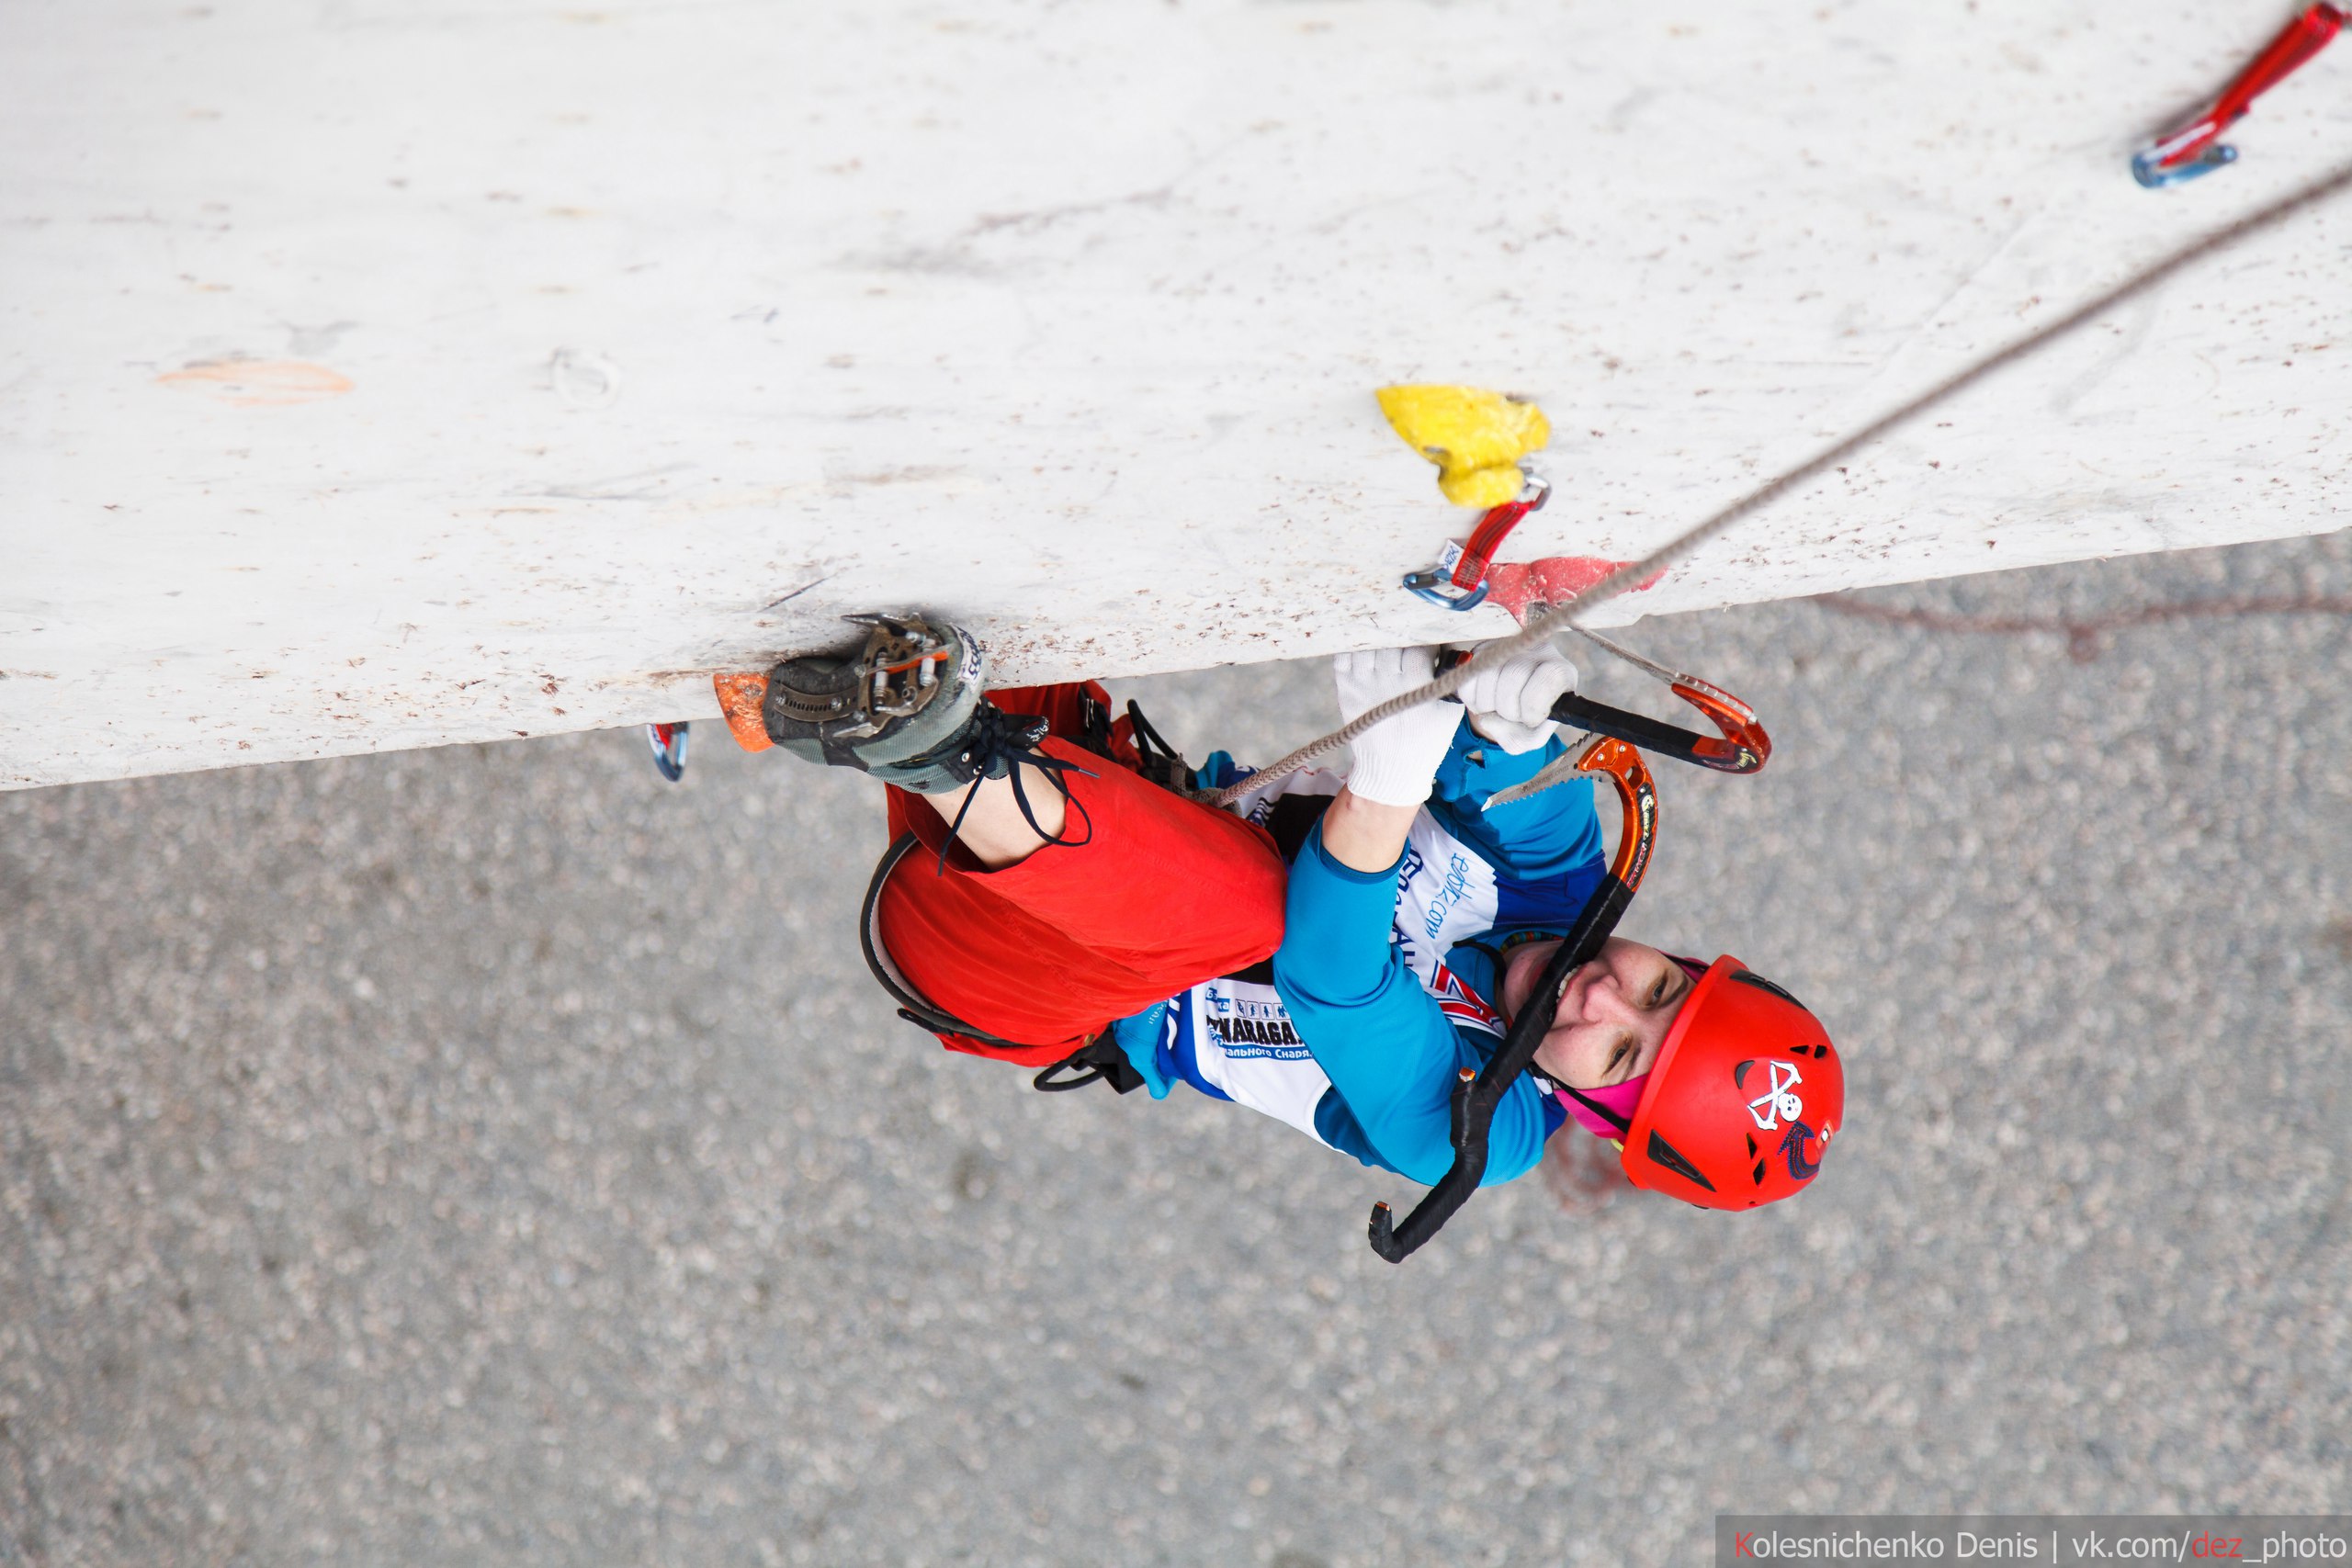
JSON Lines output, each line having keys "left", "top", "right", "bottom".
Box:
{"left": 741, "top": 613, "right": 1843, "bottom": 1214}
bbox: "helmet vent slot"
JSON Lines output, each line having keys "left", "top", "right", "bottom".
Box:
{"left": 1729, "top": 969, "right": 1808, "bottom": 1010}
{"left": 1751, "top": 1159, "right": 1768, "bottom": 1186}
{"left": 1645, "top": 1130, "right": 1717, "bottom": 1192}
{"left": 1745, "top": 1134, "right": 1758, "bottom": 1158}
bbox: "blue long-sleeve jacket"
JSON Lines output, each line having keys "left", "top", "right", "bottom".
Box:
{"left": 1114, "top": 718, "right": 1605, "bottom": 1187}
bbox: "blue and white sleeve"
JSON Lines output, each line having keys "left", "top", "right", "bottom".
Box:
{"left": 1270, "top": 822, "right": 1553, "bottom": 1188}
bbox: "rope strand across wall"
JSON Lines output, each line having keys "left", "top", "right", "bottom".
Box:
{"left": 1208, "top": 159, "right": 2352, "bottom": 808}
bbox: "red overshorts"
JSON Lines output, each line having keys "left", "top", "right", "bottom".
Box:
{"left": 876, "top": 682, "right": 1287, "bottom": 1067}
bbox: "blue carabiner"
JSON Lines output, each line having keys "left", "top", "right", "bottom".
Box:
{"left": 2132, "top": 141, "right": 2235, "bottom": 187}
{"left": 1403, "top": 568, "right": 1489, "bottom": 612}
{"left": 646, "top": 721, "right": 689, "bottom": 782}
{"left": 1400, "top": 472, "right": 1551, "bottom": 612}
{"left": 1403, "top": 539, "right": 1490, "bottom": 611}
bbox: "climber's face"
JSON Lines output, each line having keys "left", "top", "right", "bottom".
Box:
{"left": 1502, "top": 936, "right": 1694, "bottom": 1090}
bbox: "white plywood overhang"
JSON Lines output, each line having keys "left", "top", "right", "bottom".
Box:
{"left": 3, "top": 0, "right": 2347, "bottom": 789}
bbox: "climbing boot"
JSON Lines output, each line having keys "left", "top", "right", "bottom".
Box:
{"left": 760, "top": 614, "right": 1000, "bottom": 792}
{"left": 763, "top": 612, "right": 1100, "bottom": 865}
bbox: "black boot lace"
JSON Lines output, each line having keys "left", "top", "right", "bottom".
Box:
{"left": 934, "top": 705, "right": 1097, "bottom": 874}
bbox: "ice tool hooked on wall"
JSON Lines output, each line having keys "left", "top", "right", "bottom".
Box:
{"left": 2133, "top": 3, "right": 2345, "bottom": 187}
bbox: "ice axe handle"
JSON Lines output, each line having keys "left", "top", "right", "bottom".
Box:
{"left": 1434, "top": 649, "right": 1769, "bottom": 773}
{"left": 1546, "top": 691, "right": 1764, "bottom": 773}
{"left": 1367, "top": 874, "right": 1636, "bottom": 1263}
{"left": 1366, "top": 735, "right": 1655, "bottom": 1264}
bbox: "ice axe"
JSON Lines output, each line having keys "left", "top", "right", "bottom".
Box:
{"left": 1367, "top": 735, "right": 1657, "bottom": 1263}
{"left": 1433, "top": 642, "right": 1770, "bottom": 775}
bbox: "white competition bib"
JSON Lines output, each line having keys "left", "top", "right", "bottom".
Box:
{"left": 1177, "top": 976, "right": 1336, "bottom": 1146}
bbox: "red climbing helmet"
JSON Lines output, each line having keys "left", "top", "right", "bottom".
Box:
{"left": 1620, "top": 956, "right": 1844, "bottom": 1211}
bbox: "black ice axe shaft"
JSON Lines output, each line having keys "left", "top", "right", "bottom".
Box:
{"left": 1435, "top": 646, "right": 1770, "bottom": 774}
{"left": 1365, "top": 737, "right": 1658, "bottom": 1263}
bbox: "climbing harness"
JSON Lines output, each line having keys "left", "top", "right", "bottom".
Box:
{"left": 1108, "top": 695, "right": 1195, "bottom": 795}
{"left": 1030, "top": 1035, "right": 1148, "bottom": 1093}
{"left": 1403, "top": 473, "right": 1551, "bottom": 612}
{"left": 1367, "top": 735, "right": 1657, "bottom": 1263}
{"left": 855, "top": 689, "right": 1200, "bottom": 1091}
{"left": 858, "top": 829, "right": 1147, "bottom": 1094}
{"left": 859, "top": 831, "right": 1034, "bottom": 1050}
{"left": 645, "top": 721, "right": 689, "bottom": 782}
{"left": 2133, "top": 3, "right": 2344, "bottom": 187}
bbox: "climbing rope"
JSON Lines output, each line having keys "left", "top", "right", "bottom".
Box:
{"left": 1205, "top": 156, "right": 2352, "bottom": 811}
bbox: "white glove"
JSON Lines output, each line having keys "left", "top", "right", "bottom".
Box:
{"left": 1456, "top": 639, "right": 1578, "bottom": 753}
{"left": 1334, "top": 647, "right": 1464, "bottom": 806}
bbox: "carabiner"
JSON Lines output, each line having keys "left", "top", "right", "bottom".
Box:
{"left": 2132, "top": 3, "right": 2345, "bottom": 187}
{"left": 1404, "top": 545, "right": 1492, "bottom": 612}
{"left": 1402, "top": 472, "right": 1551, "bottom": 611}
{"left": 646, "top": 721, "right": 689, "bottom": 782}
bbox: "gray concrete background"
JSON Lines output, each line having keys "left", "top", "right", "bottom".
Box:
{"left": 4, "top": 533, "right": 2348, "bottom": 1567}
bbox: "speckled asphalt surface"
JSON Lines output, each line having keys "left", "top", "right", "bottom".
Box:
{"left": 5, "top": 534, "right": 2349, "bottom": 1567}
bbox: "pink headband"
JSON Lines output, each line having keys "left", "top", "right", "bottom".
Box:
{"left": 1538, "top": 954, "right": 1700, "bottom": 1140}
{"left": 1555, "top": 1073, "right": 1648, "bottom": 1141}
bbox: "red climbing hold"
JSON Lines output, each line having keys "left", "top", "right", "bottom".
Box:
{"left": 1484, "top": 558, "right": 1667, "bottom": 622}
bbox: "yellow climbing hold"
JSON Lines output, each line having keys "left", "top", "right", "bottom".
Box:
{"left": 1375, "top": 385, "right": 1550, "bottom": 508}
